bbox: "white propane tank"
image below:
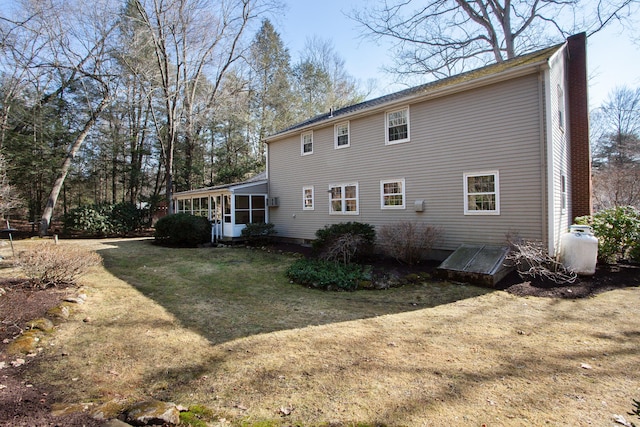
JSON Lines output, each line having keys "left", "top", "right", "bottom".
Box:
{"left": 559, "top": 225, "right": 598, "bottom": 275}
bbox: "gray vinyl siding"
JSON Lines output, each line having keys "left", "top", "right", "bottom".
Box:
{"left": 268, "top": 74, "right": 546, "bottom": 251}
{"left": 233, "top": 182, "right": 267, "bottom": 195}
{"left": 548, "top": 48, "right": 572, "bottom": 255}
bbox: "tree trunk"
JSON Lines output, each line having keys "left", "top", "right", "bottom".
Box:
{"left": 39, "top": 97, "right": 109, "bottom": 236}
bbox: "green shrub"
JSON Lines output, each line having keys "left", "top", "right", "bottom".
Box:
{"left": 64, "top": 202, "right": 144, "bottom": 236}
{"left": 110, "top": 202, "right": 144, "bottom": 234}
{"left": 286, "top": 258, "right": 371, "bottom": 291}
{"left": 16, "top": 241, "right": 102, "bottom": 288}
{"left": 312, "top": 222, "right": 376, "bottom": 264}
{"left": 241, "top": 222, "right": 276, "bottom": 245}
{"left": 575, "top": 206, "right": 640, "bottom": 263}
{"left": 154, "top": 213, "right": 211, "bottom": 247}
{"left": 63, "top": 204, "right": 112, "bottom": 236}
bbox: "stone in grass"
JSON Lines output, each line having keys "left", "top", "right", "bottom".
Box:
{"left": 27, "top": 317, "right": 55, "bottom": 333}
{"left": 126, "top": 399, "right": 180, "bottom": 426}
{"left": 46, "top": 304, "right": 71, "bottom": 321}
{"left": 91, "top": 399, "right": 128, "bottom": 420}
{"left": 7, "top": 330, "right": 40, "bottom": 355}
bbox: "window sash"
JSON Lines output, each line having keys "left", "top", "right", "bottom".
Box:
{"left": 303, "top": 186, "right": 314, "bottom": 210}
{"left": 464, "top": 172, "right": 499, "bottom": 215}
{"left": 381, "top": 179, "right": 405, "bottom": 209}
{"left": 301, "top": 131, "right": 313, "bottom": 154}
{"left": 329, "top": 183, "right": 358, "bottom": 215}
{"left": 335, "top": 122, "right": 349, "bottom": 148}
{"left": 386, "top": 108, "right": 409, "bottom": 144}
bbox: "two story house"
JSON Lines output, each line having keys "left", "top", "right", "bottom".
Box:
{"left": 263, "top": 33, "right": 591, "bottom": 258}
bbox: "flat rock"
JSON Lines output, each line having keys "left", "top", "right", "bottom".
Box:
{"left": 126, "top": 399, "right": 180, "bottom": 426}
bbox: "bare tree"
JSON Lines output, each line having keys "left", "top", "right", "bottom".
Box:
{"left": 591, "top": 85, "right": 640, "bottom": 209}
{"left": 124, "top": 0, "right": 274, "bottom": 209}
{"left": 350, "top": 0, "right": 639, "bottom": 79}
{"left": 1, "top": 0, "right": 119, "bottom": 234}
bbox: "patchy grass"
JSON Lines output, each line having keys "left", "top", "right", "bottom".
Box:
{"left": 2, "top": 238, "right": 639, "bottom": 426}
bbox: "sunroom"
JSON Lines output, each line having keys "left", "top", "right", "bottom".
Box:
{"left": 172, "top": 172, "right": 268, "bottom": 241}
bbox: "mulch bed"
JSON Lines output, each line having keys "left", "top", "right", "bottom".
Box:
{"left": 0, "top": 279, "right": 103, "bottom": 427}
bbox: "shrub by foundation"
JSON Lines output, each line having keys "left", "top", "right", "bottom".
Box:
{"left": 377, "top": 221, "right": 443, "bottom": 265}
{"left": 312, "top": 222, "right": 375, "bottom": 264}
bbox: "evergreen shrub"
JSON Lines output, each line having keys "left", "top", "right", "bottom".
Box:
{"left": 63, "top": 202, "right": 144, "bottom": 236}
{"left": 154, "top": 213, "right": 211, "bottom": 247}
{"left": 241, "top": 222, "right": 276, "bottom": 245}
{"left": 575, "top": 206, "right": 640, "bottom": 263}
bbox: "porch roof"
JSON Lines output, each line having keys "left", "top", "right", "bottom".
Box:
{"left": 173, "top": 172, "right": 267, "bottom": 198}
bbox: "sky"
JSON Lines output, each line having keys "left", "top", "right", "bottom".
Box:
{"left": 274, "top": 0, "right": 640, "bottom": 110}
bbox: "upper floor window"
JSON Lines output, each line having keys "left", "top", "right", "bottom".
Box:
{"left": 335, "top": 121, "right": 350, "bottom": 149}
{"left": 561, "top": 174, "right": 567, "bottom": 213}
{"left": 558, "top": 85, "right": 565, "bottom": 130}
{"left": 386, "top": 107, "right": 410, "bottom": 145}
{"left": 381, "top": 179, "right": 405, "bottom": 209}
{"left": 303, "top": 186, "right": 314, "bottom": 210}
{"left": 464, "top": 171, "right": 500, "bottom": 215}
{"left": 329, "top": 183, "right": 359, "bottom": 215}
{"left": 301, "top": 131, "right": 313, "bottom": 155}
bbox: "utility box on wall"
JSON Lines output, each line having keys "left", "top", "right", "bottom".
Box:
{"left": 414, "top": 200, "right": 425, "bottom": 212}
{"left": 267, "top": 197, "right": 279, "bottom": 207}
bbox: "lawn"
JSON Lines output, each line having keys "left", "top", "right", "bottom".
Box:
{"left": 6, "top": 238, "right": 640, "bottom": 426}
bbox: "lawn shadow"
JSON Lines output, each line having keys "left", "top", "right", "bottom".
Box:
{"left": 97, "top": 239, "right": 493, "bottom": 345}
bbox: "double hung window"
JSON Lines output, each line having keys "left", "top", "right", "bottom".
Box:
{"left": 301, "top": 131, "right": 313, "bottom": 155}
{"left": 303, "top": 186, "right": 314, "bottom": 210}
{"left": 335, "top": 122, "right": 350, "bottom": 148}
{"left": 381, "top": 179, "right": 405, "bottom": 209}
{"left": 464, "top": 171, "right": 500, "bottom": 215}
{"left": 386, "top": 107, "right": 410, "bottom": 144}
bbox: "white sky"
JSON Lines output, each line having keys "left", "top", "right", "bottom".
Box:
{"left": 275, "top": 0, "right": 640, "bottom": 109}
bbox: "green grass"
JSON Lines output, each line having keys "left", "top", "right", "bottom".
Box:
{"left": 98, "top": 239, "right": 489, "bottom": 344}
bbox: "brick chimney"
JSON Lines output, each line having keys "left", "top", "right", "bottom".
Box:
{"left": 566, "top": 32, "right": 592, "bottom": 219}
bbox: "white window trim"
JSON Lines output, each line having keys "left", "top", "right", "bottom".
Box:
{"left": 303, "top": 186, "right": 314, "bottom": 211}
{"left": 380, "top": 178, "right": 406, "bottom": 209}
{"left": 463, "top": 171, "right": 500, "bottom": 215}
{"left": 301, "top": 131, "right": 313, "bottom": 156}
{"left": 561, "top": 174, "right": 567, "bottom": 215}
{"left": 328, "top": 182, "right": 359, "bottom": 215}
{"left": 385, "top": 106, "right": 410, "bottom": 145}
{"left": 334, "top": 121, "right": 350, "bottom": 149}
{"left": 557, "top": 85, "right": 565, "bottom": 131}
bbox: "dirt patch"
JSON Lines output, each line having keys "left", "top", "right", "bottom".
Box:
{"left": 0, "top": 279, "right": 103, "bottom": 427}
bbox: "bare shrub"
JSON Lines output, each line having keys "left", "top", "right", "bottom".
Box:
{"left": 16, "top": 242, "right": 102, "bottom": 288}
{"left": 506, "top": 238, "right": 577, "bottom": 285}
{"left": 378, "top": 221, "right": 443, "bottom": 265}
{"left": 320, "top": 233, "right": 365, "bottom": 265}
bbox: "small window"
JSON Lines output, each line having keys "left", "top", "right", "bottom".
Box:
{"left": 561, "top": 174, "right": 567, "bottom": 213}
{"left": 558, "top": 85, "right": 565, "bottom": 130}
{"left": 303, "top": 186, "right": 314, "bottom": 210}
{"left": 380, "top": 179, "right": 406, "bottom": 209}
{"left": 386, "top": 107, "right": 410, "bottom": 144}
{"left": 464, "top": 171, "right": 500, "bottom": 215}
{"left": 329, "top": 183, "right": 359, "bottom": 215}
{"left": 301, "top": 131, "right": 313, "bottom": 155}
{"left": 335, "top": 121, "right": 350, "bottom": 149}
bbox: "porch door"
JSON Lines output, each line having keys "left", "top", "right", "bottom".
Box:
{"left": 211, "top": 196, "right": 222, "bottom": 242}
